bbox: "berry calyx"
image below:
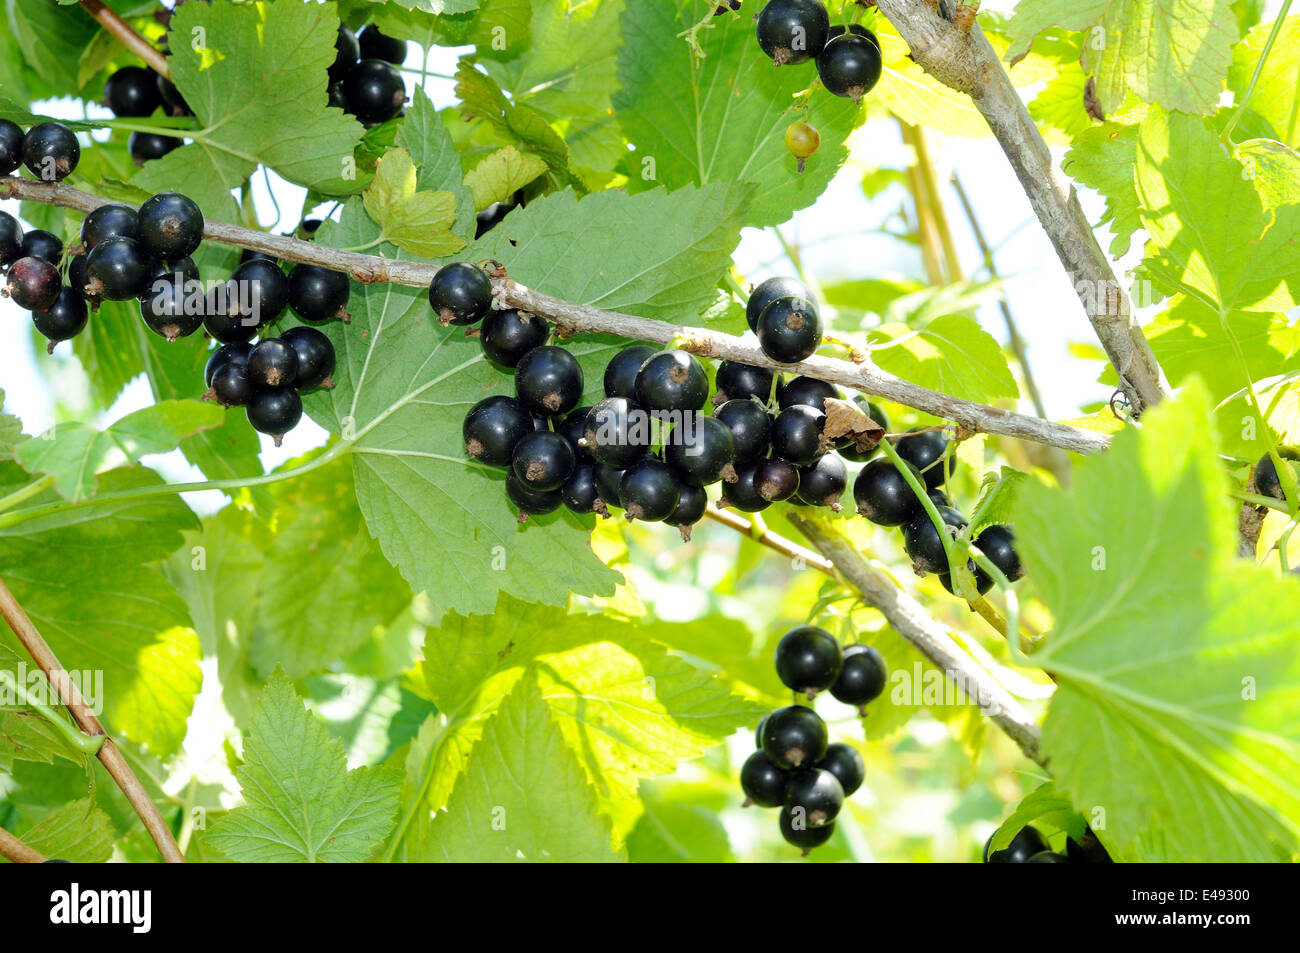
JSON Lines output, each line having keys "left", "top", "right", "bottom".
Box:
{"left": 288, "top": 264, "right": 351, "bottom": 322}
{"left": 20, "top": 229, "right": 62, "bottom": 265}
{"left": 480, "top": 308, "right": 548, "bottom": 367}
{"left": 755, "top": 0, "right": 831, "bottom": 66}
{"left": 755, "top": 457, "right": 800, "bottom": 502}
{"left": 511, "top": 431, "right": 576, "bottom": 492}
{"left": 815, "top": 32, "right": 883, "bottom": 104}
{"left": 774, "top": 625, "right": 842, "bottom": 697}
{"left": 103, "top": 67, "right": 161, "bottom": 117}
{"left": 281, "top": 325, "right": 336, "bottom": 391}
{"left": 713, "top": 398, "right": 772, "bottom": 464}
{"left": 796, "top": 454, "right": 847, "bottom": 509}
{"left": 515, "top": 345, "right": 584, "bottom": 417}
{"left": 209, "top": 362, "right": 256, "bottom": 408}
{"left": 770, "top": 404, "right": 827, "bottom": 466}
{"left": 740, "top": 750, "right": 790, "bottom": 808}
{"left": 428, "top": 261, "right": 493, "bottom": 327}
{"left": 31, "top": 287, "right": 88, "bottom": 353}
{"left": 342, "top": 59, "right": 406, "bottom": 124}
{"left": 784, "top": 767, "right": 844, "bottom": 827}
{"left": 973, "top": 524, "right": 1023, "bottom": 582}
{"left": 902, "top": 504, "right": 967, "bottom": 575}
{"left": 3, "top": 257, "right": 61, "bottom": 311}
{"left": 246, "top": 388, "right": 303, "bottom": 446}
{"left": 505, "top": 469, "right": 562, "bottom": 522}
{"left": 0, "top": 211, "right": 23, "bottom": 267}
{"left": 137, "top": 192, "right": 204, "bottom": 260}
{"left": 816, "top": 743, "right": 865, "bottom": 796}
{"left": 634, "top": 350, "right": 710, "bottom": 413}
{"left": 756, "top": 295, "right": 823, "bottom": 363}
{"left": 785, "top": 121, "right": 820, "bottom": 173}
{"left": 747, "top": 276, "right": 813, "bottom": 333}
{"left": 778, "top": 808, "right": 835, "bottom": 854}
{"left": 0, "top": 119, "right": 22, "bottom": 176}
{"left": 247, "top": 338, "right": 300, "bottom": 389}
{"left": 81, "top": 204, "right": 139, "bottom": 251}
{"left": 358, "top": 24, "right": 408, "bottom": 64}
{"left": 829, "top": 643, "right": 887, "bottom": 711}
{"left": 128, "top": 131, "right": 183, "bottom": 165}
{"left": 761, "top": 704, "right": 828, "bottom": 770}
{"left": 713, "top": 360, "right": 774, "bottom": 404}
{"left": 619, "top": 458, "right": 681, "bottom": 522}
{"left": 665, "top": 482, "right": 708, "bottom": 541}
{"left": 22, "top": 122, "right": 80, "bottom": 181}
{"left": 853, "top": 458, "right": 922, "bottom": 526}
{"left": 464, "top": 395, "right": 534, "bottom": 466}
{"left": 984, "top": 825, "right": 1050, "bottom": 863}
{"left": 664, "top": 415, "right": 736, "bottom": 486}
{"left": 895, "top": 428, "right": 956, "bottom": 489}
{"left": 1255, "top": 448, "right": 1300, "bottom": 500}
{"left": 603, "top": 344, "right": 658, "bottom": 399}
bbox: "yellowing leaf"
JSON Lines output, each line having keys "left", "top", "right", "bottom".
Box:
{"left": 464, "top": 146, "right": 547, "bottom": 210}
{"left": 363, "top": 148, "right": 466, "bottom": 258}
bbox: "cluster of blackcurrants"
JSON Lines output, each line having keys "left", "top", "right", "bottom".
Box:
{"left": 327, "top": 24, "right": 410, "bottom": 126}
{"left": 755, "top": 0, "right": 883, "bottom": 103}
{"left": 99, "top": 65, "right": 192, "bottom": 165}
{"left": 984, "top": 824, "right": 1112, "bottom": 863}
{"left": 741, "top": 625, "right": 888, "bottom": 854}
{"left": 0, "top": 118, "right": 81, "bottom": 183}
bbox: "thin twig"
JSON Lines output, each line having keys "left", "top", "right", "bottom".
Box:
{"left": 704, "top": 506, "right": 836, "bottom": 575}
{"left": 79, "top": 0, "right": 170, "bottom": 78}
{"left": 0, "top": 825, "right": 47, "bottom": 863}
{"left": 898, "top": 120, "right": 946, "bottom": 286}
{"left": 0, "top": 176, "right": 1113, "bottom": 456}
{"left": 0, "top": 575, "right": 185, "bottom": 863}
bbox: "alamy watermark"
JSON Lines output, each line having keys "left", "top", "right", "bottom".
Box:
{"left": 0, "top": 662, "right": 104, "bottom": 716}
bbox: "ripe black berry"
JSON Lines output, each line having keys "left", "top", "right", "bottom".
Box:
{"left": 984, "top": 826, "right": 1050, "bottom": 863}
{"left": 815, "top": 32, "right": 882, "bottom": 103}
{"left": 515, "top": 345, "right": 584, "bottom": 417}
{"left": 505, "top": 469, "right": 562, "bottom": 522}
{"left": 511, "top": 431, "right": 576, "bottom": 492}
{"left": 330, "top": 25, "right": 361, "bottom": 84}
{"left": 3, "top": 257, "right": 61, "bottom": 311}
{"left": 475, "top": 199, "right": 518, "bottom": 238}
{"left": 1026, "top": 851, "right": 1069, "bottom": 863}
{"left": 777, "top": 375, "right": 840, "bottom": 411}
{"left": 81, "top": 204, "right": 138, "bottom": 251}
{"left": 140, "top": 274, "right": 202, "bottom": 341}
{"left": 756, "top": 295, "right": 823, "bottom": 363}
{"left": 973, "top": 524, "right": 1023, "bottom": 582}
{"left": 0, "top": 119, "right": 22, "bottom": 175}
{"left": 761, "top": 704, "right": 827, "bottom": 770}
{"left": 428, "top": 261, "right": 492, "bottom": 327}
{"left": 231, "top": 258, "right": 290, "bottom": 325}
{"left": 560, "top": 462, "right": 605, "bottom": 517}
{"left": 664, "top": 415, "right": 736, "bottom": 486}
{"left": 0, "top": 212, "right": 22, "bottom": 267}
{"left": 784, "top": 767, "right": 843, "bottom": 827}
{"left": 156, "top": 75, "right": 192, "bottom": 117}
{"left": 740, "top": 750, "right": 790, "bottom": 808}
{"left": 853, "top": 458, "right": 922, "bottom": 526}
{"left": 902, "top": 504, "right": 967, "bottom": 575}
{"left": 816, "top": 743, "right": 864, "bottom": 796}
{"left": 770, "top": 404, "right": 827, "bottom": 466}
{"left": 31, "top": 286, "right": 87, "bottom": 352}
{"left": 896, "top": 428, "right": 956, "bottom": 489}
{"left": 358, "top": 24, "right": 408, "bottom": 64}
{"left": 1255, "top": 448, "right": 1300, "bottom": 500}
{"left": 620, "top": 458, "right": 680, "bottom": 522}
{"left": 246, "top": 388, "right": 303, "bottom": 446}
{"left": 829, "top": 644, "right": 887, "bottom": 710}
{"left": 714, "top": 361, "right": 774, "bottom": 404}
{"left": 774, "top": 625, "right": 842, "bottom": 696}
{"left": 557, "top": 406, "right": 593, "bottom": 462}
{"left": 288, "top": 264, "right": 350, "bottom": 322}
{"left": 714, "top": 398, "right": 772, "bottom": 464}
{"left": 85, "top": 237, "right": 153, "bottom": 301}
{"left": 755, "top": 0, "right": 830, "bottom": 65}
{"left": 103, "top": 67, "right": 161, "bottom": 117}
{"left": 209, "top": 362, "right": 256, "bottom": 407}
{"left": 23, "top": 122, "right": 79, "bottom": 181}
{"left": 19, "top": 230, "right": 61, "bottom": 266}
{"left": 329, "top": 84, "right": 347, "bottom": 109}
{"left": 594, "top": 462, "right": 632, "bottom": 509}
{"left": 203, "top": 282, "right": 260, "bottom": 344}
{"left": 128, "top": 132, "right": 183, "bottom": 165}
{"left": 464, "top": 395, "right": 534, "bottom": 466}
{"left": 67, "top": 254, "right": 90, "bottom": 302}
{"left": 342, "top": 59, "right": 406, "bottom": 124}
{"left": 666, "top": 482, "right": 708, "bottom": 540}
{"left": 719, "top": 460, "right": 771, "bottom": 512}
{"left": 138, "top": 192, "right": 204, "bottom": 260}
{"left": 247, "top": 338, "right": 300, "bottom": 389}
{"left": 205, "top": 341, "right": 253, "bottom": 388}
{"left": 778, "top": 808, "right": 834, "bottom": 853}
{"left": 240, "top": 247, "right": 279, "bottom": 266}
{"left": 796, "top": 454, "right": 847, "bottom": 509}
{"left": 634, "top": 350, "right": 709, "bottom": 413}
{"left": 480, "top": 308, "right": 548, "bottom": 367}
{"left": 145, "top": 256, "right": 199, "bottom": 290}
{"left": 1065, "top": 828, "right": 1113, "bottom": 863}
{"left": 282, "top": 325, "right": 336, "bottom": 391}
{"left": 747, "top": 276, "right": 812, "bottom": 332}
{"left": 603, "top": 344, "right": 658, "bottom": 399}
{"left": 755, "top": 458, "right": 800, "bottom": 502}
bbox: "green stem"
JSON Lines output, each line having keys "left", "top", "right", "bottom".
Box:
{"left": 0, "top": 475, "right": 54, "bottom": 515}
{"left": 1221, "top": 0, "right": 1295, "bottom": 143}
{"left": 966, "top": 547, "right": 1029, "bottom": 665}
{"left": 724, "top": 272, "right": 749, "bottom": 304}
{"left": 1277, "top": 521, "right": 1297, "bottom": 573}
{"left": 336, "top": 236, "right": 387, "bottom": 253}
{"left": 1232, "top": 489, "right": 1289, "bottom": 513}
{"left": 0, "top": 670, "right": 104, "bottom": 756}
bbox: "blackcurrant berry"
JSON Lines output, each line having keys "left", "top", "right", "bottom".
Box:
{"left": 796, "top": 454, "right": 847, "bottom": 509}
{"left": 31, "top": 286, "right": 87, "bottom": 352}
{"left": 785, "top": 121, "right": 819, "bottom": 173}
{"left": 902, "top": 504, "right": 967, "bottom": 575}
{"left": 755, "top": 457, "right": 800, "bottom": 502}
{"left": 145, "top": 256, "right": 199, "bottom": 289}
{"left": 288, "top": 264, "right": 351, "bottom": 322}
{"left": 205, "top": 341, "right": 253, "bottom": 388}
{"left": 1255, "top": 448, "right": 1300, "bottom": 500}
{"left": 777, "top": 375, "right": 840, "bottom": 412}
{"left": 761, "top": 704, "right": 827, "bottom": 770}
{"left": 505, "top": 469, "right": 562, "bottom": 522}
{"left": 299, "top": 218, "right": 323, "bottom": 238}
{"left": 203, "top": 282, "right": 260, "bottom": 344}
{"left": 665, "top": 482, "right": 708, "bottom": 541}
{"left": 247, "top": 338, "right": 300, "bottom": 389}
{"left": 22, "top": 122, "right": 79, "bottom": 181}
{"left": 3, "top": 257, "right": 61, "bottom": 311}
{"left": 475, "top": 199, "right": 517, "bottom": 238}
{"left": 139, "top": 276, "right": 203, "bottom": 341}
{"left": 515, "top": 345, "right": 584, "bottom": 417}
{"left": 128, "top": 132, "right": 183, "bottom": 165}
{"left": 156, "top": 75, "right": 192, "bottom": 117}
{"left": 0, "top": 119, "right": 22, "bottom": 176}
{"left": 560, "top": 462, "right": 606, "bottom": 517}
{"left": 138, "top": 192, "right": 204, "bottom": 260}
{"left": 778, "top": 808, "right": 835, "bottom": 854}
{"left": 634, "top": 350, "right": 709, "bottom": 413}
{"left": 230, "top": 257, "right": 290, "bottom": 325}
{"left": 81, "top": 204, "right": 138, "bottom": 251}
{"left": 480, "top": 308, "right": 548, "bottom": 367}
{"left": 620, "top": 458, "right": 681, "bottom": 522}
{"left": 594, "top": 462, "right": 634, "bottom": 509}
{"left": 103, "top": 67, "right": 161, "bottom": 117}
{"left": 428, "top": 261, "right": 492, "bottom": 327}
{"left": 784, "top": 767, "right": 843, "bottom": 827}
{"left": 770, "top": 404, "right": 827, "bottom": 466}
{"left": 330, "top": 25, "right": 361, "bottom": 84}
{"left": 557, "top": 406, "right": 593, "bottom": 462}
{"left": 839, "top": 398, "right": 889, "bottom": 462}
{"left": 67, "top": 254, "right": 91, "bottom": 302}
{"left": 973, "top": 524, "right": 1023, "bottom": 582}
{"left": 714, "top": 398, "right": 772, "bottom": 464}
{"left": 1065, "top": 827, "right": 1112, "bottom": 863}
{"left": 464, "top": 395, "right": 534, "bottom": 466}
{"left": 581, "top": 397, "right": 650, "bottom": 467}
{"left": 757, "top": 295, "right": 823, "bottom": 364}
{"left": 209, "top": 362, "right": 257, "bottom": 408}
{"left": 774, "top": 625, "right": 842, "bottom": 696}
{"left": 0, "top": 211, "right": 22, "bottom": 267}
{"left": 714, "top": 361, "right": 774, "bottom": 404}
{"left": 853, "top": 458, "right": 922, "bottom": 526}
{"left": 603, "top": 344, "right": 658, "bottom": 399}
{"left": 816, "top": 742, "right": 864, "bottom": 796}
{"left": 755, "top": 0, "right": 830, "bottom": 65}
{"left": 18, "top": 230, "right": 61, "bottom": 266}
{"left": 282, "top": 325, "right": 336, "bottom": 391}
{"left": 740, "top": 750, "right": 789, "bottom": 808}
{"left": 240, "top": 247, "right": 279, "bottom": 266}
{"left": 829, "top": 643, "right": 887, "bottom": 710}
{"left": 896, "top": 428, "right": 956, "bottom": 489}
{"left": 754, "top": 714, "right": 770, "bottom": 749}
{"left": 664, "top": 414, "right": 736, "bottom": 486}
{"left": 358, "top": 24, "right": 408, "bottom": 64}
{"left": 719, "top": 460, "right": 771, "bottom": 513}
{"left": 747, "top": 276, "right": 812, "bottom": 332}
{"left": 984, "top": 825, "right": 1050, "bottom": 863}
{"left": 827, "top": 23, "right": 874, "bottom": 40}
{"left": 1026, "top": 851, "right": 1069, "bottom": 863}
{"left": 816, "top": 32, "right": 882, "bottom": 103}
{"left": 246, "top": 388, "right": 303, "bottom": 446}
{"left": 511, "top": 431, "right": 576, "bottom": 492}
{"left": 342, "top": 59, "right": 406, "bottom": 124}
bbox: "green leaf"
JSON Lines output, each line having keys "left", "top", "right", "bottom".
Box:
{"left": 613, "top": 0, "right": 862, "bottom": 227}
{"left": 626, "top": 786, "right": 735, "bottom": 862}
{"left": 0, "top": 389, "right": 24, "bottom": 459}
{"left": 873, "top": 22, "right": 994, "bottom": 138}
{"left": 0, "top": 644, "right": 92, "bottom": 771}
{"left": 464, "top": 145, "right": 548, "bottom": 210}
{"left": 1227, "top": 15, "right": 1300, "bottom": 147}
{"left": 7, "top": 0, "right": 100, "bottom": 92}
{"left": 1063, "top": 122, "right": 1141, "bottom": 258}
{"left": 363, "top": 148, "right": 467, "bottom": 258}
{"left": 1015, "top": 382, "right": 1300, "bottom": 862}
{"left": 399, "top": 88, "right": 479, "bottom": 240}
{"left": 968, "top": 467, "right": 1030, "bottom": 535}
{"left": 206, "top": 672, "right": 402, "bottom": 862}
{"left": 4, "top": 798, "right": 116, "bottom": 864}
{"left": 420, "top": 676, "right": 623, "bottom": 862}
{"left": 13, "top": 401, "right": 224, "bottom": 501}
{"left": 868, "top": 315, "right": 1018, "bottom": 403}
{"left": 988, "top": 782, "right": 1088, "bottom": 852}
